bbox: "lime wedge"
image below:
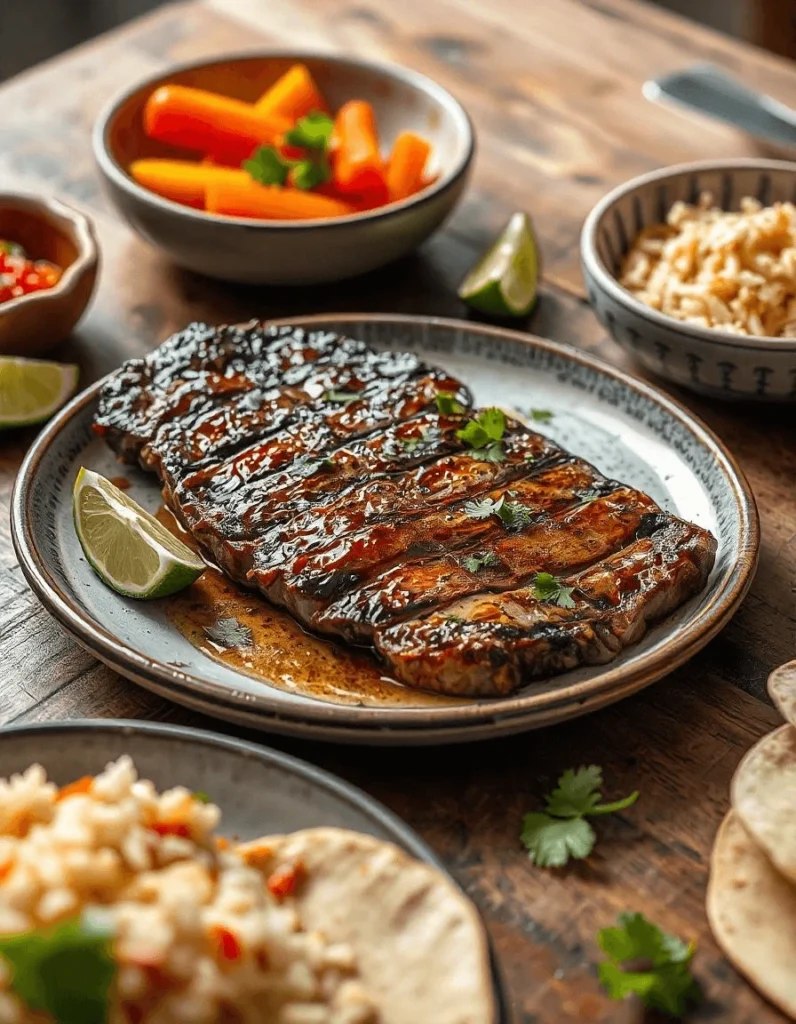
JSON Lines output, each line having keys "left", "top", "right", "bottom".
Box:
{"left": 73, "top": 468, "right": 206, "bottom": 599}
{"left": 458, "top": 212, "right": 540, "bottom": 317}
{"left": 0, "top": 357, "right": 79, "bottom": 428}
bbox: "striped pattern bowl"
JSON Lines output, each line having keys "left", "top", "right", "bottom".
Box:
{"left": 580, "top": 159, "right": 796, "bottom": 401}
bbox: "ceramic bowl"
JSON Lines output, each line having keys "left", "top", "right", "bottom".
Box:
{"left": 0, "top": 194, "right": 98, "bottom": 357}
{"left": 581, "top": 159, "right": 796, "bottom": 400}
{"left": 93, "top": 53, "right": 474, "bottom": 286}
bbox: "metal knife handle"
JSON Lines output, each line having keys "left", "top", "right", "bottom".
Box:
{"left": 644, "top": 64, "right": 796, "bottom": 147}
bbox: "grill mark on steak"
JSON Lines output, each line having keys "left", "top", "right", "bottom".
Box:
{"left": 93, "top": 321, "right": 718, "bottom": 697}
{"left": 309, "top": 483, "right": 660, "bottom": 640}
{"left": 374, "top": 518, "right": 717, "bottom": 696}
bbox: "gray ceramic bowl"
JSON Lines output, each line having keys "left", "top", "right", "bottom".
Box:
{"left": 93, "top": 53, "right": 474, "bottom": 285}
{"left": 581, "top": 159, "right": 796, "bottom": 401}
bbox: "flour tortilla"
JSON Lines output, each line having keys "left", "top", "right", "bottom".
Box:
{"left": 732, "top": 724, "right": 796, "bottom": 884}
{"left": 238, "top": 827, "right": 496, "bottom": 1024}
{"left": 707, "top": 812, "right": 796, "bottom": 1018}
{"left": 768, "top": 660, "right": 796, "bottom": 727}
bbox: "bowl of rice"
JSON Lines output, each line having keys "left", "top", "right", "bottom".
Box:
{"left": 581, "top": 159, "right": 796, "bottom": 400}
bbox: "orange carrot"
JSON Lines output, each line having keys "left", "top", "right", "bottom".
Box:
{"left": 130, "top": 159, "right": 249, "bottom": 209}
{"left": 255, "top": 64, "right": 327, "bottom": 120}
{"left": 333, "top": 101, "right": 388, "bottom": 202}
{"left": 144, "top": 85, "right": 291, "bottom": 165}
{"left": 57, "top": 776, "right": 93, "bottom": 801}
{"left": 386, "top": 132, "right": 432, "bottom": 201}
{"left": 206, "top": 178, "right": 355, "bottom": 220}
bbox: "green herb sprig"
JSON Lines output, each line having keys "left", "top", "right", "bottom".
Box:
{"left": 520, "top": 765, "right": 638, "bottom": 867}
{"left": 531, "top": 571, "right": 576, "bottom": 609}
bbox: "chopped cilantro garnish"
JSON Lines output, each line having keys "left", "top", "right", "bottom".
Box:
{"left": 284, "top": 112, "right": 335, "bottom": 150}
{"left": 0, "top": 914, "right": 116, "bottom": 1024}
{"left": 464, "top": 494, "right": 531, "bottom": 528}
{"left": 435, "top": 391, "right": 466, "bottom": 416}
{"left": 324, "top": 389, "right": 360, "bottom": 405}
{"left": 457, "top": 408, "right": 506, "bottom": 462}
{"left": 528, "top": 408, "right": 553, "bottom": 423}
{"left": 192, "top": 790, "right": 211, "bottom": 804}
{"left": 521, "top": 766, "right": 639, "bottom": 868}
{"left": 598, "top": 912, "right": 701, "bottom": 1016}
{"left": 243, "top": 146, "right": 290, "bottom": 187}
{"left": 204, "top": 617, "right": 252, "bottom": 649}
{"left": 531, "top": 571, "right": 576, "bottom": 608}
{"left": 462, "top": 551, "right": 499, "bottom": 573}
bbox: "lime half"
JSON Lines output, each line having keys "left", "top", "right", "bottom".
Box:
{"left": 0, "top": 357, "right": 79, "bottom": 428}
{"left": 73, "top": 468, "right": 206, "bottom": 599}
{"left": 458, "top": 212, "right": 540, "bottom": 317}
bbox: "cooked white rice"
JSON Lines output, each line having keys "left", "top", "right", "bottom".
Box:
{"left": 619, "top": 193, "right": 796, "bottom": 337}
{"left": 0, "top": 757, "right": 377, "bottom": 1024}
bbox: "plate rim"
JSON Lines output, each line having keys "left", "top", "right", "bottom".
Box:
{"left": 11, "top": 313, "right": 760, "bottom": 736}
{"left": 0, "top": 717, "right": 509, "bottom": 1019}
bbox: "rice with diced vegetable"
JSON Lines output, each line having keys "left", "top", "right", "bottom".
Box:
{"left": 0, "top": 757, "right": 377, "bottom": 1024}
{"left": 619, "top": 194, "right": 796, "bottom": 337}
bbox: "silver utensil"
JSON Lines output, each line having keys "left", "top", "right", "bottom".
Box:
{"left": 644, "top": 64, "right": 796, "bottom": 148}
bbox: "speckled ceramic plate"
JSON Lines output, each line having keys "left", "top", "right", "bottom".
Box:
{"left": 12, "top": 315, "right": 759, "bottom": 743}
{"left": 0, "top": 718, "right": 508, "bottom": 1020}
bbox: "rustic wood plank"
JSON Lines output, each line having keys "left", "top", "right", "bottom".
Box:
{"left": 0, "top": 2, "right": 794, "bottom": 1021}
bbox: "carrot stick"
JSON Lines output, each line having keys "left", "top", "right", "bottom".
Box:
{"left": 332, "top": 101, "right": 388, "bottom": 202}
{"left": 144, "top": 85, "right": 291, "bottom": 165}
{"left": 130, "top": 159, "right": 249, "bottom": 208}
{"left": 386, "top": 132, "right": 432, "bottom": 201}
{"left": 206, "top": 178, "right": 355, "bottom": 220}
{"left": 255, "top": 64, "right": 327, "bottom": 120}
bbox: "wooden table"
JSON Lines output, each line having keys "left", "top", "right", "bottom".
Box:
{"left": 1, "top": 1, "right": 794, "bottom": 1019}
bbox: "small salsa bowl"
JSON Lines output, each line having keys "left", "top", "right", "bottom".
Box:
{"left": 93, "top": 52, "right": 475, "bottom": 286}
{"left": 581, "top": 159, "right": 796, "bottom": 401}
{"left": 0, "top": 194, "right": 98, "bottom": 357}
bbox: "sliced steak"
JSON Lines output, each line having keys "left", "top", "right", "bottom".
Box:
{"left": 94, "top": 321, "right": 718, "bottom": 697}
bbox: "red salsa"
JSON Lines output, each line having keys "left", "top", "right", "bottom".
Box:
{"left": 0, "top": 240, "right": 62, "bottom": 304}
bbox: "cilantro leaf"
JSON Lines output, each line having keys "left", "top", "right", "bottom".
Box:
{"left": 193, "top": 790, "right": 211, "bottom": 804}
{"left": 284, "top": 112, "right": 335, "bottom": 150}
{"left": 464, "top": 495, "right": 531, "bottom": 529}
{"left": 290, "top": 156, "right": 331, "bottom": 191}
{"left": 545, "top": 766, "right": 638, "bottom": 818}
{"left": 521, "top": 813, "right": 595, "bottom": 867}
{"left": 521, "top": 766, "right": 639, "bottom": 868}
{"left": 532, "top": 571, "right": 576, "bottom": 609}
{"left": 0, "top": 914, "right": 115, "bottom": 1024}
{"left": 0, "top": 241, "right": 24, "bottom": 257}
{"left": 462, "top": 551, "right": 500, "bottom": 573}
{"left": 457, "top": 407, "right": 506, "bottom": 450}
{"left": 464, "top": 496, "right": 500, "bottom": 520}
{"left": 204, "top": 617, "right": 252, "bottom": 649}
{"left": 435, "top": 391, "right": 466, "bottom": 416}
{"left": 324, "top": 389, "right": 360, "bottom": 404}
{"left": 598, "top": 913, "right": 700, "bottom": 1016}
{"left": 528, "top": 408, "right": 553, "bottom": 423}
{"left": 243, "top": 146, "right": 290, "bottom": 186}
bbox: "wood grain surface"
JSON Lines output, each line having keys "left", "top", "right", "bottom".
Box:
{"left": 0, "top": 1, "right": 794, "bottom": 1021}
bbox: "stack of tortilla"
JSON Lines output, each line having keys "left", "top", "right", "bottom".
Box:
{"left": 707, "top": 660, "right": 796, "bottom": 1019}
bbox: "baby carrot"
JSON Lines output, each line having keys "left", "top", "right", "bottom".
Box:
{"left": 255, "top": 64, "right": 328, "bottom": 120}
{"left": 333, "top": 101, "right": 388, "bottom": 202}
{"left": 130, "top": 159, "right": 249, "bottom": 208}
{"left": 206, "top": 178, "right": 355, "bottom": 220}
{"left": 144, "top": 85, "right": 291, "bottom": 165}
{"left": 386, "top": 132, "right": 432, "bottom": 201}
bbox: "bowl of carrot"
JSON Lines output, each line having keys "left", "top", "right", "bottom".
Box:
{"left": 93, "top": 53, "right": 474, "bottom": 285}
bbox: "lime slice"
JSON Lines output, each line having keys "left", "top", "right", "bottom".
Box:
{"left": 0, "top": 357, "right": 79, "bottom": 428}
{"left": 73, "top": 468, "right": 206, "bottom": 599}
{"left": 458, "top": 212, "right": 540, "bottom": 317}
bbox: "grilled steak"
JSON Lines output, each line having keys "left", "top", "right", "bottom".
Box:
{"left": 94, "top": 321, "right": 717, "bottom": 697}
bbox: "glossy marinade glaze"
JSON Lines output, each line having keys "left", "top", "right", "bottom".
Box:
{"left": 94, "top": 321, "right": 717, "bottom": 697}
